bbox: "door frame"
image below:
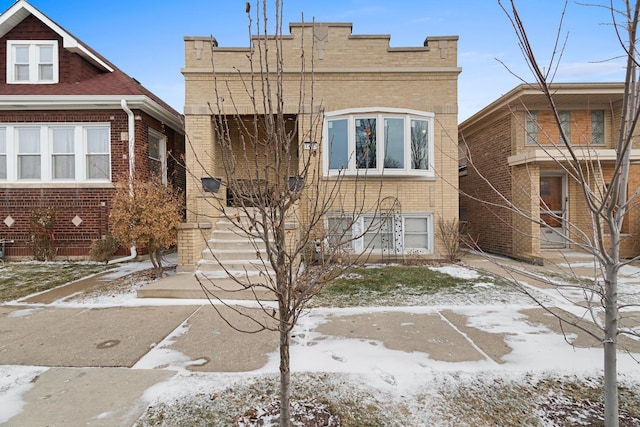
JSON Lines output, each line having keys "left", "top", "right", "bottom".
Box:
{"left": 539, "top": 172, "right": 567, "bottom": 249}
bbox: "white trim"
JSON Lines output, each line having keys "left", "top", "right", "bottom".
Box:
{"left": 0, "top": 95, "right": 183, "bottom": 134}
{"left": 323, "top": 109, "right": 435, "bottom": 177}
{"left": 326, "top": 212, "right": 434, "bottom": 255}
{"left": 0, "top": 122, "right": 111, "bottom": 183}
{"left": 6, "top": 40, "right": 59, "bottom": 84}
{"left": 148, "top": 128, "right": 167, "bottom": 185}
{"left": 508, "top": 148, "right": 640, "bottom": 166}
{"left": 0, "top": 0, "right": 113, "bottom": 72}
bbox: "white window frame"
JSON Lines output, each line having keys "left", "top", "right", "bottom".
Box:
{"left": 148, "top": 129, "right": 167, "bottom": 185}
{"left": 0, "top": 123, "right": 111, "bottom": 183}
{"left": 326, "top": 212, "right": 433, "bottom": 255}
{"left": 7, "top": 40, "right": 59, "bottom": 84}
{"left": 323, "top": 108, "right": 435, "bottom": 177}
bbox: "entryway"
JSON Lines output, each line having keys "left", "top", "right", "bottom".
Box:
{"left": 539, "top": 174, "right": 566, "bottom": 248}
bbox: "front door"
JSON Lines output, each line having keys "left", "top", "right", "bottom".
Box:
{"left": 540, "top": 175, "right": 566, "bottom": 248}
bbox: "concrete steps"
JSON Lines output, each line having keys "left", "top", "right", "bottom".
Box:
{"left": 138, "top": 208, "right": 276, "bottom": 300}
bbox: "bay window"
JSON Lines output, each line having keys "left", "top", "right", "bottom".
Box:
{"left": 0, "top": 123, "right": 111, "bottom": 183}
{"left": 325, "top": 109, "right": 434, "bottom": 176}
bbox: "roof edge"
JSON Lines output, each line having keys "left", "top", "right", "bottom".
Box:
{"left": 0, "top": 0, "right": 114, "bottom": 72}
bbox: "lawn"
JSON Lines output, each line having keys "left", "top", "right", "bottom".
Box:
{"left": 311, "top": 264, "right": 523, "bottom": 307}
{"left": 0, "top": 261, "right": 114, "bottom": 302}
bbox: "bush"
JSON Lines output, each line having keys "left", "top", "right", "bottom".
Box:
{"left": 110, "top": 177, "right": 183, "bottom": 277}
{"left": 28, "top": 207, "right": 57, "bottom": 261}
{"left": 89, "top": 235, "right": 120, "bottom": 263}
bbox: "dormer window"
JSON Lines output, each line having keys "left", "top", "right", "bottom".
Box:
{"left": 7, "top": 40, "right": 58, "bottom": 84}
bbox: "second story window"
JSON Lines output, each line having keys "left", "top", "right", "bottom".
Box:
{"left": 7, "top": 40, "right": 58, "bottom": 84}
{"left": 525, "top": 110, "right": 605, "bottom": 145}
{"left": 324, "top": 108, "right": 434, "bottom": 177}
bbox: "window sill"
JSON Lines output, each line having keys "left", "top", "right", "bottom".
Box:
{"left": 324, "top": 173, "right": 436, "bottom": 181}
{"left": 0, "top": 182, "right": 114, "bottom": 189}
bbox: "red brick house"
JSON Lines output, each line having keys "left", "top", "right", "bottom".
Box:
{"left": 0, "top": 0, "right": 184, "bottom": 258}
{"left": 459, "top": 83, "right": 640, "bottom": 263}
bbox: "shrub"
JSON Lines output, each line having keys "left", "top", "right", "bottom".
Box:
{"left": 89, "top": 235, "right": 120, "bottom": 263}
{"left": 109, "top": 177, "right": 183, "bottom": 277}
{"left": 28, "top": 207, "right": 57, "bottom": 261}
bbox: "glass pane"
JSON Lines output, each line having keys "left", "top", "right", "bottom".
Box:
{"left": 0, "top": 129, "right": 6, "bottom": 153}
{"left": 53, "top": 155, "right": 75, "bottom": 179}
{"left": 52, "top": 128, "right": 74, "bottom": 152}
{"left": 526, "top": 111, "right": 538, "bottom": 145}
{"left": 38, "top": 45, "right": 53, "bottom": 63}
{"left": 384, "top": 118, "right": 404, "bottom": 168}
{"left": 0, "top": 155, "right": 6, "bottom": 180}
{"left": 404, "top": 233, "right": 428, "bottom": 249}
{"left": 39, "top": 64, "right": 53, "bottom": 81}
{"left": 149, "top": 136, "right": 160, "bottom": 159}
{"left": 405, "top": 217, "right": 429, "bottom": 233}
{"left": 363, "top": 215, "right": 392, "bottom": 249}
{"left": 411, "top": 120, "right": 429, "bottom": 170}
{"left": 86, "top": 128, "right": 109, "bottom": 153}
{"left": 18, "top": 155, "right": 40, "bottom": 179}
{"left": 14, "top": 46, "right": 29, "bottom": 63}
{"left": 15, "top": 64, "right": 29, "bottom": 81}
{"left": 149, "top": 159, "right": 161, "bottom": 177}
{"left": 328, "top": 119, "right": 348, "bottom": 170}
{"left": 327, "top": 215, "right": 353, "bottom": 250}
{"left": 592, "top": 110, "right": 604, "bottom": 145}
{"left": 356, "top": 118, "right": 376, "bottom": 169}
{"left": 17, "top": 128, "right": 40, "bottom": 153}
{"left": 559, "top": 111, "right": 570, "bottom": 144}
{"left": 87, "top": 154, "right": 109, "bottom": 179}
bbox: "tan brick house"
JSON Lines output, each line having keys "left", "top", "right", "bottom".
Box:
{"left": 179, "top": 23, "right": 460, "bottom": 269}
{"left": 0, "top": 1, "right": 184, "bottom": 258}
{"left": 459, "top": 83, "right": 640, "bottom": 263}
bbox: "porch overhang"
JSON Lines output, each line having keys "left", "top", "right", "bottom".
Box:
{"left": 508, "top": 148, "right": 640, "bottom": 166}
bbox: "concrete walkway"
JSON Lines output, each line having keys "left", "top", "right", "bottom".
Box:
{"left": 1, "top": 250, "right": 638, "bottom": 426}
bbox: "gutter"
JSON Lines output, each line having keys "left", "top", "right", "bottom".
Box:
{"left": 109, "top": 99, "right": 137, "bottom": 264}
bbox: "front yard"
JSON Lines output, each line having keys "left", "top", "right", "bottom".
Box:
{"left": 1, "top": 259, "right": 639, "bottom": 426}
{"left": 0, "top": 261, "right": 114, "bottom": 302}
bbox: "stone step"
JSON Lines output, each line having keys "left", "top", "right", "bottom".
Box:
{"left": 136, "top": 272, "right": 275, "bottom": 300}
{"left": 200, "top": 248, "right": 267, "bottom": 261}
{"left": 209, "top": 228, "right": 269, "bottom": 242}
{"left": 203, "top": 239, "right": 267, "bottom": 252}
{"left": 196, "top": 259, "right": 275, "bottom": 275}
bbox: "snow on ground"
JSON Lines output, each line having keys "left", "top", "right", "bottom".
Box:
{"left": 2, "top": 254, "right": 640, "bottom": 425}
{"left": 0, "top": 365, "right": 48, "bottom": 424}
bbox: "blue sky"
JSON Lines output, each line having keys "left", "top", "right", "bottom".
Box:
{"left": 4, "top": 0, "right": 628, "bottom": 121}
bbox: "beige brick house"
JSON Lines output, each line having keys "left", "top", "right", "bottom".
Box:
{"left": 459, "top": 83, "right": 640, "bottom": 263}
{"left": 178, "top": 23, "right": 460, "bottom": 270}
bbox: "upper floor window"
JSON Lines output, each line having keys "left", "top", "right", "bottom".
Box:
{"left": 525, "top": 110, "right": 605, "bottom": 146}
{"left": 0, "top": 123, "right": 110, "bottom": 183}
{"left": 324, "top": 108, "right": 434, "bottom": 177}
{"left": 148, "top": 129, "right": 167, "bottom": 184}
{"left": 7, "top": 40, "right": 58, "bottom": 84}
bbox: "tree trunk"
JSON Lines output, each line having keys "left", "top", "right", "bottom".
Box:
{"left": 150, "top": 248, "right": 163, "bottom": 278}
{"left": 279, "top": 318, "right": 291, "bottom": 427}
{"left": 604, "top": 263, "right": 619, "bottom": 427}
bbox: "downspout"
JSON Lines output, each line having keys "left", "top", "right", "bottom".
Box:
{"left": 109, "top": 99, "right": 137, "bottom": 264}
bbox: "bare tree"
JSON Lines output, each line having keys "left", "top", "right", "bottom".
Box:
{"left": 187, "top": 1, "right": 386, "bottom": 424}
{"left": 460, "top": 2, "right": 640, "bottom": 425}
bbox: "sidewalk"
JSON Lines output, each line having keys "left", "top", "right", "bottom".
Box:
{"left": 1, "top": 249, "right": 639, "bottom": 426}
